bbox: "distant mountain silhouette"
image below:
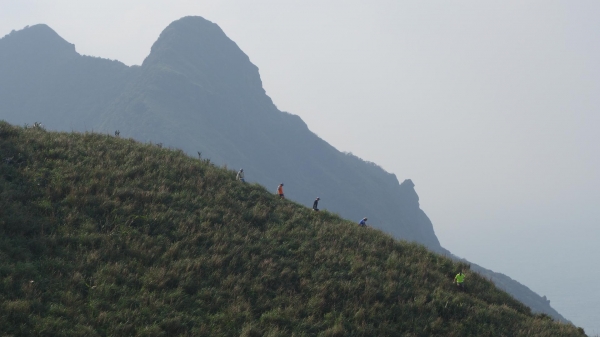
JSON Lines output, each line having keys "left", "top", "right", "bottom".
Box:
{"left": 0, "top": 17, "right": 569, "bottom": 322}
{"left": 0, "top": 24, "right": 136, "bottom": 131}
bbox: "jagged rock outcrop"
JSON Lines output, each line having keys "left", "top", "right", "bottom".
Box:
{"left": 0, "top": 17, "right": 570, "bottom": 322}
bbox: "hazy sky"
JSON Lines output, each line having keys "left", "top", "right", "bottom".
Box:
{"left": 2, "top": 0, "right": 599, "bottom": 331}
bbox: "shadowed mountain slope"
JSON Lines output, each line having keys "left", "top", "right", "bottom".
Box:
{"left": 0, "top": 122, "right": 586, "bottom": 336}
{"left": 0, "top": 17, "right": 570, "bottom": 322}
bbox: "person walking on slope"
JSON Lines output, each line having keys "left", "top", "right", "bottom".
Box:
{"left": 277, "top": 183, "right": 285, "bottom": 199}
{"left": 313, "top": 197, "right": 320, "bottom": 211}
{"left": 358, "top": 217, "right": 368, "bottom": 227}
{"left": 454, "top": 271, "right": 466, "bottom": 290}
{"left": 236, "top": 168, "right": 245, "bottom": 182}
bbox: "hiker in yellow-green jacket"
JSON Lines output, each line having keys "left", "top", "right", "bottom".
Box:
{"left": 454, "top": 271, "right": 466, "bottom": 290}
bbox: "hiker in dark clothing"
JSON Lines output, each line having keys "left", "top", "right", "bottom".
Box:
{"left": 313, "top": 197, "right": 320, "bottom": 211}
{"left": 359, "top": 217, "right": 368, "bottom": 227}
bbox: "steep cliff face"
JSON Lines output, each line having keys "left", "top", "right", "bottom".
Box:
{"left": 395, "top": 179, "right": 444, "bottom": 251}
{"left": 0, "top": 18, "right": 568, "bottom": 322}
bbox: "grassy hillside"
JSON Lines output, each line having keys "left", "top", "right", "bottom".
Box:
{"left": 0, "top": 121, "right": 585, "bottom": 336}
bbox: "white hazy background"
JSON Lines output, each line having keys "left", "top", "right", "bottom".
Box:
{"left": 2, "top": 1, "right": 599, "bottom": 334}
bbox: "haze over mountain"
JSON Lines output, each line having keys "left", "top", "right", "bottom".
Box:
{"left": 0, "top": 17, "right": 570, "bottom": 323}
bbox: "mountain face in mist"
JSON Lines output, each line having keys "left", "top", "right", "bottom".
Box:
{"left": 0, "top": 24, "right": 136, "bottom": 131}
{"left": 0, "top": 17, "right": 568, "bottom": 322}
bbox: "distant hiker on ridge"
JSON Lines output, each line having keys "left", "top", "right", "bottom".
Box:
{"left": 313, "top": 197, "right": 320, "bottom": 211}
{"left": 359, "top": 217, "right": 368, "bottom": 227}
{"left": 236, "top": 168, "right": 245, "bottom": 182}
{"left": 277, "top": 183, "right": 285, "bottom": 199}
{"left": 454, "top": 270, "right": 466, "bottom": 290}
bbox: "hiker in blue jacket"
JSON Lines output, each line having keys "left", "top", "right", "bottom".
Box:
{"left": 359, "top": 217, "right": 367, "bottom": 227}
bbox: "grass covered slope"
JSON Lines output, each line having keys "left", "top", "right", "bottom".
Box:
{"left": 0, "top": 122, "right": 585, "bottom": 336}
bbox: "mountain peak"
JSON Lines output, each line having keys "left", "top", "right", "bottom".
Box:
{"left": 142, "top": 16, "right": 265, "bottom": 98}
{"left": 0, "top": 24, "right": 76, "bottom": 58}
{"left": 147, "top": 16, "right": 223, "bottom": 58}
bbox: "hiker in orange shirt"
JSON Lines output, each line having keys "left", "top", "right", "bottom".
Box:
{"left": 277, "top": 183, "right": 284, "bottom": 199}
